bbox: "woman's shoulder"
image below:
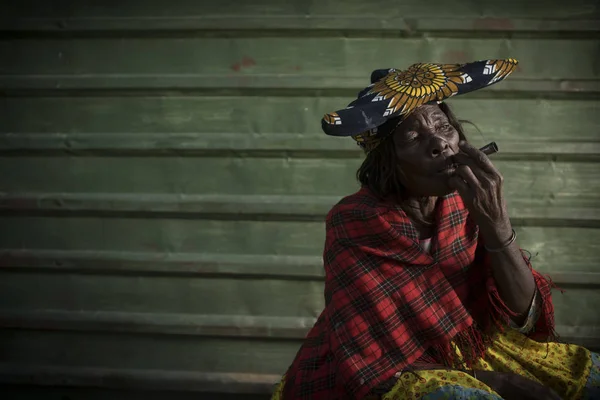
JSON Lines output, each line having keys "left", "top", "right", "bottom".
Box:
{"left": 325, "top": 188, "right": 409, "bottom": 246}
{"left": 326, "top": 187, "right": 395, "bottom": 226}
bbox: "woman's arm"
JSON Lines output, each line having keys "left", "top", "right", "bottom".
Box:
{"left": 482, "top": 224, "right": 536, "bottom": 324}
{"left": 449, "top": 142, "right": 536, "bottom": 323}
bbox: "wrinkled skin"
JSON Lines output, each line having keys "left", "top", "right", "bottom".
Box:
{"left": 392, "top": 104, "right": 461, "bottom": 198}
{"left": 392, "top": 104, "right": 509, "bottom": 236}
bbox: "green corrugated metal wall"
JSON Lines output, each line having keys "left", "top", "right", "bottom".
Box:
{"left": 1, "top": 0, "right": 599, "bottom": 398}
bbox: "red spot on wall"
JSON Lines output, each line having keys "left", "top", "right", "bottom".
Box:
{"left": 473, "top": 18, "right": 514, "bottom": 31}
{"left": 231, "top": 55, "right": 257, "bottom": 72}
{"left": 241, "top": 56, "right": 256, "bottom": 67}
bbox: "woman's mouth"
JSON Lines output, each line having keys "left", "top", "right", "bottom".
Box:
{"left": 437, "top": 163, "right": 458, "bottom": 175}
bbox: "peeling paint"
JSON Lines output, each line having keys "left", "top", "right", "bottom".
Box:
{"left": 231, "top": 56, "right": 257, "bottom": 72}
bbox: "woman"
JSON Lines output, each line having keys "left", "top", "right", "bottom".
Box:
{"left": 271, "top": 60, "right": 599, "bottom": 399}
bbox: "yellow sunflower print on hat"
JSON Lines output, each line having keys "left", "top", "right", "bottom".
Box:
{"left": 350, "top": 59, "right": 518, "bottom": 151}
{"left": 321, "top": 59, "right": 519, "bottom": 152}
{"left": 369, "top": 63, "right": 471, "bottom": 117}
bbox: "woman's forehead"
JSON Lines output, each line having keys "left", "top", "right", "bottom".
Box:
{"left": 402, "top": 105, "right": 447, "bottom": 127}
{"left": 414, "top": 104, "right": 446, "bottom": 118}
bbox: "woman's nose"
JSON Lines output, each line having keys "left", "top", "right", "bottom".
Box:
{"left": 430, "top": 136, "right": 449, "bottom": 157}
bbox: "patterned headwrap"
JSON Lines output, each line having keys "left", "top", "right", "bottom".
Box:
{"left": 322, "top": 59, "right": 518, "bottom": 152}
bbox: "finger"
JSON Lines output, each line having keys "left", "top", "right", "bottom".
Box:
{"left": 458, "top": 141, "right": 500, "bottom": 175}
{"left": 452, "top": 153, "right": 489, "bottom": 182}
{"left": 454, "top": 164, "right": 480, "bottom": 189}
{"left": 448, "top": 175, "right": 472, "bottom": 198}
{"left": 454, "top": 152, "right": 504, "bottom": 190}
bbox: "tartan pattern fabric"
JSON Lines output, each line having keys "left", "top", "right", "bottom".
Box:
{"left": 281, "top": 188, "right": 555, "bottom": 400}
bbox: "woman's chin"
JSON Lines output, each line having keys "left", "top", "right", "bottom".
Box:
{"left": 414, "top": 179, "right": 457, "bottom": 197}
{"left": 402, "top": 174, "right": 457, "bottom": 198}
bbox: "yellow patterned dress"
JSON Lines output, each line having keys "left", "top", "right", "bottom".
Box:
{"left": 272, "top": 329, "right": 599, "bottom": 399}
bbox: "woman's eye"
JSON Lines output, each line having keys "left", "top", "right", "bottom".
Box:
{"left": 403, "top": 132, "right": 418, "bottom": 142}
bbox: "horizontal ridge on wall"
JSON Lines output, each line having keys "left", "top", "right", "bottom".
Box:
{"left": 1, "top": 16, "right": 599, "bottom": 37}
{"left": 2, "top": 249, "right": 600, "bottom": 287}
{"left": 0, "top": 248, "right": 324, "bottom": 279}
{"left": 0, "top": 193, "right": 598, "bottom": 226}
{"left": 0, "top": 310, "right": 598, "bottom": 351}
{"left": 1, "top": 77, "right": 599, "bottom": 96}
{"left": 0, "top": 309, "right": 316, "bottom": 339}
{"left": 1, "top": 133, "right": 599, "bottom": 160}
{"left": 0, "top": 363, "right": 280, "bottom": 394}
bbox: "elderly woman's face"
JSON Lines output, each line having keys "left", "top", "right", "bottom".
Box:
{"left": 393, "top": 104, "right": 461, "bottom": 197}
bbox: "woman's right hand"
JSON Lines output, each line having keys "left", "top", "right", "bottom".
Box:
{"left": 474, "top": 370, "right": 562, "bottom": 400}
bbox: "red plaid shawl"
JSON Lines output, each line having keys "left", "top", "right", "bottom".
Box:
{"left": 282, "top": 188, "right": 555, "bottom": 400}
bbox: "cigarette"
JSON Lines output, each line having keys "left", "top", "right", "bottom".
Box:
{"left": 479, "top": 142, "right": 498, "bottom": 156}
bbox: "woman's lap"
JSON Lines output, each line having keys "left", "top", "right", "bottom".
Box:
{"left": 382, "top": 370, "right": 500, "bottom": 399}
{"left": 271, "top": 331, "right": 599, "bottom": 399}
{"left": 385, "top": 331, "right": 597, "bottom": 400}
{"left": 479, "top": 329, "right": 595, "bottom": 399}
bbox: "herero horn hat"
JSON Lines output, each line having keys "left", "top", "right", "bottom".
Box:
{"left": 321, "top": 59, "right": 518, "bottom": 152}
